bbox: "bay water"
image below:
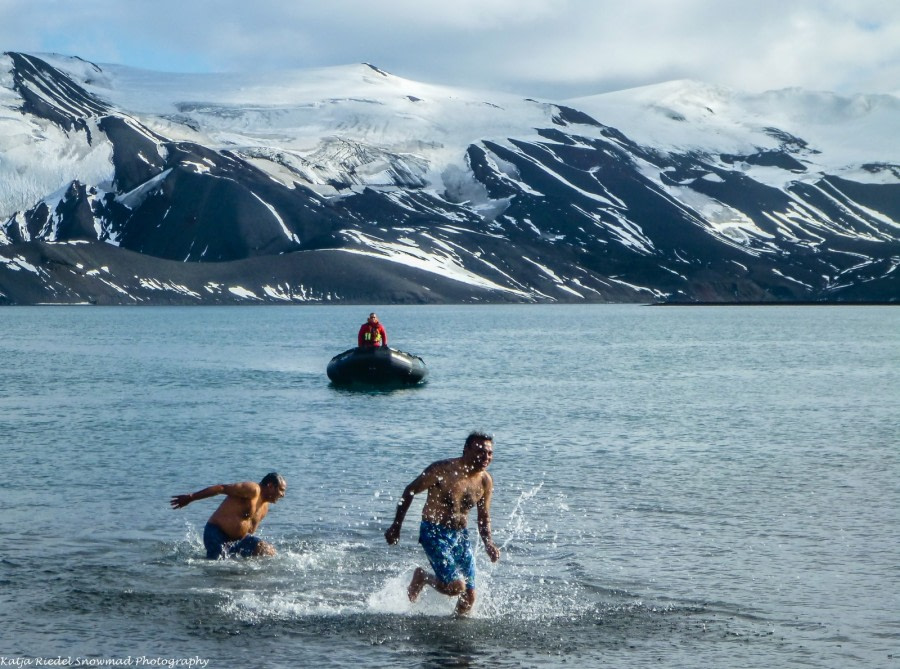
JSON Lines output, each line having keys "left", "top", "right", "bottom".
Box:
{"left": 1, "top": 304, "right": 897, "bottom": 668}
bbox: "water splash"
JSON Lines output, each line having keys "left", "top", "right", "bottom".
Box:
{"left": 221, "top": 589, "right": 352, "bottom": 622}
{"left": 365, "top": 570, "right": 457, "bottom": 617}
{"left": 499, "top": 482, "right": 544, "bottom": 551}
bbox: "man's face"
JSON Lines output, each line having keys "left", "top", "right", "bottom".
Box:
{"left": 368, "top": 314, "right": 378, "bottom": 324}
{"left": 466, "top": 439, "right": 493, "bottom": 471}
{"left": 264, "top": 480, "right": 287, "bottom": 503}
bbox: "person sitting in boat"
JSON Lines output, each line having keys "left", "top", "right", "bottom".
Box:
{"left": 358, "top": 312, "right": 388, "bottom": 349}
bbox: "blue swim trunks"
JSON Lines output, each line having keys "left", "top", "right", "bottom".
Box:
{"left": 418, "top": 520, "right": 476, "bottom": 590}
{"left": 203, "top": 522, "right": 262, "bottom": 559}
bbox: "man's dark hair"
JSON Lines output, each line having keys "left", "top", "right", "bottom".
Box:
{"left": 260, "top": 472, "right": 284, "bottom": 487}
{"left": 465, "top": 431, "right": 493, "bottom": 449}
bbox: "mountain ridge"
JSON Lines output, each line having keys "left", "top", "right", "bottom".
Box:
{"left": 1, "top": 51, "right": 898, "bottom": 305}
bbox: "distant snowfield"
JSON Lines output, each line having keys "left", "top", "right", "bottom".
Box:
{"left": 33, "top": 55, "right": 564, "bottom": 195}
{"left": 569, "top": 80, "right": 900, "bottom": 184}
{"left": 50, "top": 55, "right": 900, "bottom": 165}
{"left": 4, "top": 53, "right": 897, "bottom": 216}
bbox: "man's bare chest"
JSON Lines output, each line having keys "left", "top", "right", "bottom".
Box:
{"left": 436, "top": 477, "right": 482, "bottom": 510}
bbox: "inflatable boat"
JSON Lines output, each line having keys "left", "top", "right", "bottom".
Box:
{"left": 326, "top": 346, "right": 428, "bottom": 386}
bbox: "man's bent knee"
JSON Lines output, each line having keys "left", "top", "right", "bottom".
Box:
{"left": 446, "top": 579, "right": 466, "bottom": 596}
{"left": 435, "top": 578, "right": 466, "bottom": 596}
{"left": 253, "top": 541, "right": 276, "bottom": 557}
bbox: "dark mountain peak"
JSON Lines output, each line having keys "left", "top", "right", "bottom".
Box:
{"left": 362, "top": 63, "right": 391, "bottom": 77}
{"left": 5, "top": 52, "right": 110, "bottom": 134}
{"left": 550, "top": 104, "right": 604, "bottom": 128}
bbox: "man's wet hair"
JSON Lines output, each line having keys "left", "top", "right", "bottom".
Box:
{"left": 465, "top": 431, "right": 493, "bottom": 449}
{"left": 260, "top": 472, "right": 285, "bottom": 487}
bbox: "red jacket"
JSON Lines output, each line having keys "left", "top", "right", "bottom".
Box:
{"left": 358, "top": 322, "right": 387, "bottom": 347}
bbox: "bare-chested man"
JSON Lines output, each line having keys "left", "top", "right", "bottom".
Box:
{"left": 170, "top": 472, "right": 286, "bottom": 559}
{"left": 385, "top": 432, "right": 500, "bottom": 616}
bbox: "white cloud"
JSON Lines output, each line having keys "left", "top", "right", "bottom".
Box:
{"left": 1, "top": 0, "right": 898, "bottom": 97}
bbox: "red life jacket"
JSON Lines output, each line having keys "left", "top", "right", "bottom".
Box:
{"left": 358, "top": 322, "right": 386, "bottom": 347}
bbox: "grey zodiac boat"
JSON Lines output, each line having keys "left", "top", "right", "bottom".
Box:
{"left": 326, "top": 347, "right": 428, "bottom": 386}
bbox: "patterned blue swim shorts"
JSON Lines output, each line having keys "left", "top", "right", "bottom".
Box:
{"left": 418, "top": 520, "right": 476, "bottom": 590}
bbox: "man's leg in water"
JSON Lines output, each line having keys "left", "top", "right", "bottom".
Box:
{"left": 408, "top": 567, "right": 466, "bottom": 600}
{"left": 455, "top": 588, "right": 476, "bottom": 617}
{"left": 227, "top": 534, "right": 277, "bottom": 558}
{"left": 408, "top": 568, "right": 476, "bottom": 616}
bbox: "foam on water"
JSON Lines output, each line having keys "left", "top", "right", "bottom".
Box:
{"left": 167, "top": 482, "right": 605, "bottom": 626}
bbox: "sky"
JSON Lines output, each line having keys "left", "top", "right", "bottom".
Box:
{"left": 1, "top": 0, "right": 898, "bottom": 99}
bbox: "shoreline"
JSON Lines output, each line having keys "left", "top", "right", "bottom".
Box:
{"left": 1, "top": 299, "right": 897, "bottom": 307}
{"left": 651, "top": 300, "right": 898, "bottom": 307}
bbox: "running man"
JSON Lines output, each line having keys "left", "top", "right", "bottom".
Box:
{"left": 385, "top": 432, "right": 500, "bottom": 616}
{"left": 170, "top": 473, "right": 286, "bottom": 559}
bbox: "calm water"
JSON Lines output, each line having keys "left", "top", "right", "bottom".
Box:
{"left": 1, "top": 305, "right": 898, "bottom": 668}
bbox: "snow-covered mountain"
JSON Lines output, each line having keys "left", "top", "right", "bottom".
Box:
{"left": 1, "top": 51, "right": 898, "bottom": 304}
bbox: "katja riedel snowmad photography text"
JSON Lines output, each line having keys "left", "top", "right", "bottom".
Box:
{"left": 0, "top": 657, "right": 209, "bottom": 668}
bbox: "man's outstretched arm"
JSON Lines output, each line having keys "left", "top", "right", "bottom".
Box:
{"left": 170, "top": 481, "right": 256, "bottom": 509}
